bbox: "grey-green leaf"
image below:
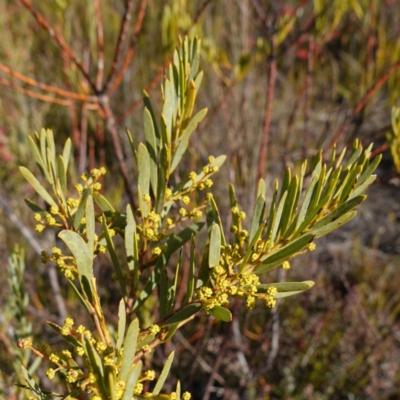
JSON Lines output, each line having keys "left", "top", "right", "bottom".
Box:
{"left": 144, "top": 108, "right": 158, "bottom": 195}
{"left": 209, "top": 305, "right": 232, "bottom": 322}
{"left": 19, "top": 166, "right": 58, "bottom": 207}
{"left": 59, "top": 230, "right": 93, "bottom": 295}
{"left": 120, "top": 318, "right": 139, "bottom": 382}
{"left": 164, "top": 303, "right": 201, "bottom": 325}
{"left": 256, "top": 233, "right": 314, "bottom": 274}
{"left": 153, "top": 351, "right": 175, "bottom": 395}
{"left": 209, "top": 223, "right": 221, "bottom": 268}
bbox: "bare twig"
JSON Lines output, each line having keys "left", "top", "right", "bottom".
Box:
{"left": 17, "top": 0, "right": 97, "bottom": 92}
{"left": 103, "top": 0, "right": 135, "bottom": 92}
{"left": 0, "top": 78, "right": 72, "bottom": 107}
{"left": 0, "top": 63, "right": 95, "bottom": 101}
{"left": 203, "top": 327, "right": 232, "bottom": 400}
{"left": 93, "top": 0, "right": 105, "bottom": 91}
{"left": 325, "top": 58, "right": 400, "bottom": 153}
{"left": 106, "top": 0, "right": 148, "bottom": 95}
{"left": 257, "top": 41, "right": 277, "bottom": 181}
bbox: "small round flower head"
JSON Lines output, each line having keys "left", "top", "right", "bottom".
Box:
{"left": 93, "top": 182, "right": 102, "bottom": 191}
{"left": 231, "top": 206, "right": 239, "bottom": 215}
{"left": 149, "top": 324, "right": 160, "bottom": 335}
{"left": 64, "top": 317, "right": 74, "bottom": 327}
{"left": 34, "top": 213, "right": 42, "bottom": 222}
{"left": 239, "top": 229, "right": 248, "bottom": 238}
{"left": 75, "top": 183, "right": 83, "bottom": 193}
{"left": 91, "top": 168, "right": 102, "bottom": 179}
{"left": 308, "top": 242, "right": 316, "bottom": 251}
{"left": 182, "top": 392, "right": 192, "bottom": 400}
{"left": 66, "top": 369, "right": 79, "bottom": 383}
{"left": 191, "top": 209, "right": 203, "bottom": 218}
{"left": 134, "top": 383, "right": 144, "bottom": 395}
{"left": 208, "top": 155, "right": 215, "bottom": 163}
{"left": 246, "top": 295, "right": 256, "bottom": 309}
{"left": 75, "top": 346, "right": 85, "bottom": 357}
{"left": 205, "top": 179, "right": 213, "bottom": 187}
{"left": 35, "top": 224, "right": 45, "bottom": 232}
{"left": 179, "top": 208, "right": 188, "bottom": 217}
{"left": 80, "top": 173, "right": 88, "bottom": 181}
{"left": 145, "top": 370, "right": 156, "bottom": 380}
{"left": 206, "top": 192, "right": 213, "bottom": 200}
{"left": 108, "top": 229, "right": 116, "bottom": 237}
{"left": 143, "top": 193, "right": 151, "bottom": 202}
{"left": 96, "top": 341, "right": 107, "bottom": 352}
{"left": 49, "top": 353, "right": 60, "bottom": 363}
{"left": 170, "top": 393, "right": 177, "bottom": 400}
{"left": 145, "top": 228, "right": 155, "bottom": 239}
{"left": 165, "top": 217, "right": 174, "bottom": 227}
{"left": 50, "top": 206, "right": 59, "bottom": 215}
{"left": 189, "top": 171, "right": 197, "bottom": 181}
{"left": 98, "top": 245, "right": 107, "bottom": 253}
{"left": 46, "top": 368, "right": 56, "bottom": 380}
{"left": 64, "top": 269, "right": 76, "bottom": 280}
{"left": 62, "top": 350, "right": 72, "bottom": 359}
{"left": 151, "top": 247, "right": 162, "bottom": 256}
{"left": 182, "top": 195, "right": 190, "bottom": 205}
{"left": 282, "top": 260, "right": 290, "bottom": 270}
{"left": 76, "top": 325, "right": 85, "bottom": 334}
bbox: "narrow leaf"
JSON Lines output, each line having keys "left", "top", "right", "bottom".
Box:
{"left": 86, "top": 195, "right": 95, "bottom": 258}
{"left": 59, "top": 230, "right": 93, "bottom": 295}
{"left": 19, "top": 167, "right": 57, "bottom": 207}
{"left": 171, "top": 108, "right": 207, "bottom": 172}
{"left": 122, "top": 361, "right": 142, "bottom": 400}
{"left": 144, "top": 108, "right": 158, "bottom": 195}
{"left": 209, "top": 223, "right": 221, "bottom": 268}
{"left": 153, "top": 352, "right": 175, "bottom": 395}
{"left": 249, "top": 195, "right": 265, "bottom": 242}
{"left": 116, "top": 300, "right": 126, "bottom": 352}
{"left": 120, "top": 319, "right": 139, "bottom": 382}
{"left": 209, "top": 305, "right": 232, "bottom": 322}
{"left": 310, "top": 210, "right": 357, "bottom": 238}
{"left": 102, "top": 218, "right": 127, "bottom": 298}
{"left": 256, "top": 233, "right": 314, "bottom": 274}
{"left": 164, "top": 303, "right": 201, "bottom": 326}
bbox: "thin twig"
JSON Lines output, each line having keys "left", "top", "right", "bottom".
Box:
{"left": 93, "top": 0, "right": 105, "bottom": 91}
{"left": 257, "top": 40, "right": 277, "bottom": 181}
{"left": 106, "top": 0, "right": 148, "bottom": 95}
{"left": 17, "top": 0, "right": 97, "bottom": 92}
{"left": 192, "top": 0, "right": 213, "bottom": 25}
{"left": 325, "top": 58, "right": 400, "bottom": 153}
{"left": 0, "top": 78, "right": 72, "bottom": 106}
{"left": 79, "top": 104, "right": 89, "bottom": 174}
{"left": 103, "top": 0, "right": 135, "bottom": 92}
{"left": 203, "top": 327, "right": 232, "bottom": 400}
{"left": 0, "top": 63, "right": 95, "bottom": 101}
{"left": 0, "top": 192, "right": 67, "bottom": 322}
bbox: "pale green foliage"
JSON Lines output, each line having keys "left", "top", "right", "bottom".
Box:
{"left": 16, "top": 37, "right": 380, "bottom": 399}
{"left": 387, "top": 106, "right": 400, "bottom": 173}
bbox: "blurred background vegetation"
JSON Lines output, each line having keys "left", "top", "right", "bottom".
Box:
{"left": 1, "top": 0, "right": 400, "bottom": 399}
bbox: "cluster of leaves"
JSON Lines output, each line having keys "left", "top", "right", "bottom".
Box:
{"left": 14, "top": 37, "right": 380, "bottom": 400}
